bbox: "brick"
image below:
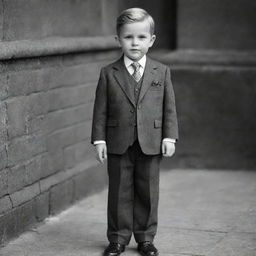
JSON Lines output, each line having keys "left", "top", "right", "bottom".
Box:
{"left": 0, "top": 102, "right": 8, "bottom": 143}
{"left": 6, "top": 94, "right": 48, "bottom": 138}
{"left": 25, "top": 155, "right": 44, "bottom": 185}
{"left": 3, "top": 0, "right": 103, "bottom": 40}
{"left": 40, "top": 150, "right": 64, "bottom": 179}
{"left": 0, "top": 195, "right": 12, "bottom": 215}
{"left": 47, "top": 83, "right": 95, "bottom": 112}
{"left": 73, "top": 162, "right": 108, "bottom": 201}
{"left": 7, "top": 69, "right": 48, "bottom": 97}
{"left": 49, "top": 179, "right": 74, "bottom": 215}
{"left": 8, "top": 132, "right": 46, "bottom": 167}
{"left": 7, "top": 61, "right": 103, "bottom": 98}
{"left": 0, "top": 209, "right": 17, "bottom": 245}
{"left": 45, "top": 102, "right": 93, "bottom": 134}
{"left": 7, "top": 165, "right": 27, "bottom": 194}
{"left": 15, "top": 199, "right": 37, "bottom": 234}
{"left": 0, "top": 145, "right": 8, "bottom": 170}
{"left": 26, "top": 114, "right": 46, "bottom": 134}
{"left": 10, "top": 182, "right": 40, "bottom": 207}
{"left": 40, "top": 158, "right": 97, "bottom": 193}
{"left": 0, "top": 74, "right": 8, "bottom": 100}
{"left": 46, "top": 120, "right": 91, "bottom": 153}
{"left": 35, "top": 192, "right": 49, "bottom": 221}
{"left": 0, "top": 169, "right": 8, "bottom": 197}
{"left": 46, "top": 62, "right": 103, "bottom": 90}
{"left": 64, "top": 140, "right": 94, "bottom": 169}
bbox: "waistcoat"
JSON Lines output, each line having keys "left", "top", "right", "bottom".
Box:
{"left": 123, "top": 68, "right": 144, "bottom": 145}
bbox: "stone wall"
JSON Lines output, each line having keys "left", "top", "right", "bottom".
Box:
{"left": 0, "top": 0, "right": 120, "bottom": 245}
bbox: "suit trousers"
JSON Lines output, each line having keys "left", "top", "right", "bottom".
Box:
{"left": 107, "top": 140, "right": 161, "bottom": 245}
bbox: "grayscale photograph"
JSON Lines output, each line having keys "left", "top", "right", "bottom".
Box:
{"left": 0, "top": 1, "right": 256, "bottom": 256}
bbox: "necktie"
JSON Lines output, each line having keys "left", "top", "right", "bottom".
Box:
{"left": 131, "top": 62, "right": 141, "bottom": 82}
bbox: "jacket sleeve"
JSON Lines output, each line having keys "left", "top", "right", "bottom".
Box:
{"left": 91, "top": 68, "right": 107, "bottom": 144}
{"left": 162, "top": 66, "right": 179, "bottom": 140}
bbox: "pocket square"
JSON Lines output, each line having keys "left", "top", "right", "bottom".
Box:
{"left": 151, "top": 80, "right": 162, "bottom": 87}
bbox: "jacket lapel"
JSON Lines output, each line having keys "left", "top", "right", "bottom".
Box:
{"left": 113, "top": 57, "right": 136, "bottom": 107}
{"left": 138, "top": 57, "right": 158, "bottom": 103}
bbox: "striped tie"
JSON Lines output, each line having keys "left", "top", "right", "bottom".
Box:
{"left": 131, "top": 62, "right": 141, "bottom": 82}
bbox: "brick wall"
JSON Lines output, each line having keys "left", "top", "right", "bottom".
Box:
{"left": 0, "top": 0, "right": 121, "bottom": 245}
{"left": 0, "top": 49, "right": 120, "bottom": 244}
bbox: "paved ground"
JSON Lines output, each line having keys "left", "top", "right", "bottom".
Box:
{"left": 1, "top": 168, "right": 256, "bottom": 256}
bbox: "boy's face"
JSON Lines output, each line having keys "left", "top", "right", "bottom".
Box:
{"left": 116, "top": 20, "right": 156, "bottom": 61}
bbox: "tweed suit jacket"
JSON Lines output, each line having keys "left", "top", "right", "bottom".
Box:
{"left": 91, "top": 56, "right": 178, "bottom": 155}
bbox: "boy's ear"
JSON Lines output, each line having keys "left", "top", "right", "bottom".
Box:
{"left": 115, "top": 35, "right": 121, "bottom": 47}
{"left": 149, "top": 34, "right": 156, "bottom": 47}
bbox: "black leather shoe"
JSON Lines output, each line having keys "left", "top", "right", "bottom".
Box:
{"left": 137, "top": 241, "right": 159, "bottom": 256}
{"left": 103, "top": 243, "right": 125, "bottom": 256}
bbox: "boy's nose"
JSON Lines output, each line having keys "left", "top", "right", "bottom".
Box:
{"left": 132, "top": 38, "right": 139, "bottom": 45}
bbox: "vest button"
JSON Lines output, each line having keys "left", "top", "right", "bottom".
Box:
{"left": 130, "top": 110, "right": 134, "bottom": 113}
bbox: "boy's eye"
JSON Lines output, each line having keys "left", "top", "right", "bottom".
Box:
{"left": 124, "top": 35, "right": 132, "bottom": 39}
{"left": 139, "top": 35, "right": 146, "bottom": 39}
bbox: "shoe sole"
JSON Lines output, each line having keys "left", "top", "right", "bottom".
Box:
{"left": 138, "top": 250, "right": 159, "bottom": 256}
{"left": 103, "top": 248, "right": 125, "bottom": 256}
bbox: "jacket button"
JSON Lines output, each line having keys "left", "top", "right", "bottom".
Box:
{"left": 130, "top": 110, "right": 134, "bottom": 113}
{"left": 138, "top": 105, "right": 141, "bottom": 109}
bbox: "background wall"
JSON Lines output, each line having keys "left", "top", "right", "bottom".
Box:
{"left": 0, "top": 0, "right": 256, "bottom": 246}
{"left": 0, "top": 0, "right": 120, "bottom": 245}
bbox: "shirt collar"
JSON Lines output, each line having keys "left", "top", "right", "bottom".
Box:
{"left": 124, "top": 55, "right": 146, "bottom": 69}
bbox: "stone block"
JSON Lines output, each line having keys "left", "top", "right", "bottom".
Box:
{"left": 10, "top": 182, "right": 40, "bottom": 207}
{"left": 8, "top": 132, "right": 46, "bottom": 167}
{"left": 3, "top": 0, "right": 104, "bottom": 40}
{"left": 0, "top": 102, "right": 8, "bottom": 143}
{"left": 26, "top": 114, "right": 46, "bottom": 135}
{"left": 73, "top": 162, "right": 108, "bottom": 201}
{"left": 7, "top": 165, "right": 27, "bottom": 194}
{"left": 35, "top": 192, "right": 49, "bottom": 221}
{"left": 25, "top": 155, "right": 45, "bottom": 185}
{"left": 46, "top": 120, "right": 91, "bottom": 153}
{"left": 46, "top": 62, "right": 103, "bottom": 90}
{"left": 8, "top": 156, "right": 43, "bottom": 194}
{"left": 0, "top": 1, "right": 3, "bottom": 41}
{"left": 0, "top": 74, "right": 8, "bottom": 100}
{"left": 6, "top": 94, "right": 48, "bottom": 138}
{"left": 45, "top": 102, "right": 93, "bottom": 134}
{"left": 0, "top": 209, "right": 17, "bottom": 245}
{"left": 0, "top": 145, "right": 8, "bottom": 171}
{"left": 46, "top": 83, "right": 95, "bottom": 112}
{"left": 0, "top": 195, "right": 12, "bottom": 215}
{"left": 40, "top": 150, "right": 64, "bottom": 179}
{"left": 49, "top": 179, "right": 74, "bottom": 215}
{"left": 7, "top": 69, "right": 48, "bottom": 97}
{"left": 64, "top": 140, "right": 91, "bottom": 169}
{"left": 15, "top": 199, "right": 37, "bottom": 234}
{"left": 0, "top": 168, "right": 8, "bottom": 197}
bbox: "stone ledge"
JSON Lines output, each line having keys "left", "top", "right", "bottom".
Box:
{"left": 150, "top": 49, "right": 256, "bottom": 67}
{"left": 0, "top": 36, "right": 119, "bottom": 60}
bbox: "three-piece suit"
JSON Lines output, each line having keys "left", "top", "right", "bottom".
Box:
{"left": 91, "top": 55, "right": 178, "bottom": 245}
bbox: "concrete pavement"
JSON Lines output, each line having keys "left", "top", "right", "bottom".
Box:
{"left": 1, "top": 168, "right": 256, "bottom": 256}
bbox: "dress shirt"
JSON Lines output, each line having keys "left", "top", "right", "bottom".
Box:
{"left": 94, "top": 55, "right": 176, "bottom": 145}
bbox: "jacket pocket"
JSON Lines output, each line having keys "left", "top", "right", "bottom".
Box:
{"left": 107, "top": 119, "right": 118, "bottom": 127}
{"left": 154, "top": 120, "right": 162, "bottom": 128}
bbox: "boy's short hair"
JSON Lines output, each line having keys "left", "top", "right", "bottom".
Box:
{"left": 116, "top": 8, "right": 155, "bottom": 36}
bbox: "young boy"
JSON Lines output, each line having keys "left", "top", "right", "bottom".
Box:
{"left": 91, "top": 8, "right": 178, "bottom": 256}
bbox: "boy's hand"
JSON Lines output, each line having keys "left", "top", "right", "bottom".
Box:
{"left": 162, "top": 141, "right": 175, "bottom": 157}
{"left": 95, "top": 143, "right": 107, "bottom": 163}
